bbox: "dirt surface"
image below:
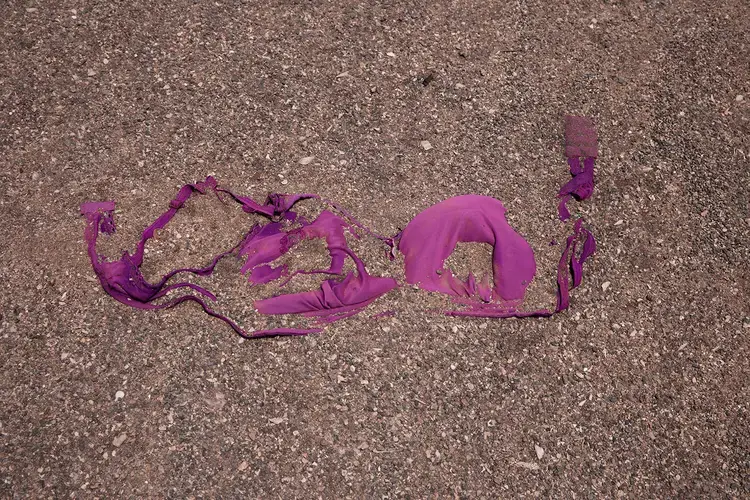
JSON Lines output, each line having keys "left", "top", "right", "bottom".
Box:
{"left": 1, "top": 0, "right": 749, "bottom": 497}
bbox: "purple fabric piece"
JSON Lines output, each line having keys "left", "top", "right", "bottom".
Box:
{"left": 398, "top": 195, "right": 547, "bottom": 317}
{"left": 555, "top": 218, "right": 596, "bottom": 312}
{"left": 80, "top": 177, "right": 396, "bottom": 338}
{"left": 559, "top": 115, "right": 598, "bottom": 221}
{"left": 396, "top": 194, "right": 595, "bottom": 318}
{"left": 81, "top": 116, "right": 599, "bottom": 338}
{"left": 251, "top": 213, "right": 399, "bottom": 317}
{"left": 558, "top": 157, "right": 596, "bottom": 221}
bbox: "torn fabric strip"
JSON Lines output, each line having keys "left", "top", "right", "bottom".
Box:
{"left": 558, "top": 115, "right": 598, "bottom": 221}
{"left": 80, "top": 178, "right": 398, "bottom": 338}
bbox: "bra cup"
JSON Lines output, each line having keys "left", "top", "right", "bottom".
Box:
{"left": 399, "top": 195, "right": 536, "bottom": 302}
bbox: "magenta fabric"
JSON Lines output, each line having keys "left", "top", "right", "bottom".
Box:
{"left": 558, "top": 115, "right": 598, "bottom": 221}
{"left": 81, "top": 116, "right": 598, "bottom": 338}
{"left": 80, "top": 177, "right": 398, "bottom": 338}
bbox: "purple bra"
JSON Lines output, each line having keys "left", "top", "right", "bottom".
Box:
{"left": 80, "top": 116, "right": 597, "bottom": 338}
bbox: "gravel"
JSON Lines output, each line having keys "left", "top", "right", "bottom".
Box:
{"left": 1, "top": 0, "right": 748, "bottom": 497}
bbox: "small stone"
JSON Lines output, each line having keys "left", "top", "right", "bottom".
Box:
{"left": 386, "top": 52, "right": 396, "bottom": 57}
{"left": 381, "top": 326, "right": 391, "bottom": 333}
{"left": 87, "top": 68, "right": 97, "bottom": 77}
{"left": 112, "top": 433, "right": 127, "bottom": 447}
{"left": 205, "top": 392, "right": 226, "bottom": 410}
{"left": 601, "top": 281, "right": 611, "bottom": 292}
{"left": 299, "top": 156, "right": 315, "bottom": 165}
{"left": 114, "top": 390, "right": 125, "bottom": 401}
{"left": 736, "top": 94, "right": 744, "bottom": 102}
{"left": 514, "top": 461, "right": 540, "bottom": 471}
{"left": 238, "top": 460, "right": 249, "bottom": 471}
{"left": 26, "top": 7, "right": 38, "bottom": 12}
{"left": 269, "top": 416, "right": 286, "bottom": 425}
{"left": 281, "top": 179, "right": 288, "bottom": 185}
{"left": 420, "top": 140, "right": 433, "bottom": 151}
{"left": 535, "top": 445, "right": 545, "bottom": 459}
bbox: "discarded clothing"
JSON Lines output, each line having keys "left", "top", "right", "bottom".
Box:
{"left": 81, "top": 116, "right": 597, "bottom": 338}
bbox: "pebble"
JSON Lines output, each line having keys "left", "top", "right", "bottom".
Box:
{"left": 112, "top": 433, "right": 127, "bottom": 447}
{"left": 420, "top": 140, "right": 433, "bottom": 151}
{"left": 299, "top": 156, "right": 315, "bottom": 165}
{"left": 514, "top": 461, "right": 540, "bottom": 471}
{"left": 602, "top": 281, "right": 611, "bottom": 292}
{"left": 114, "top": 390, "right": 124, "bottom": 401}
{"left": 535, "top": 445, "right": 545, "bottom": 459}
{"left": 736, "top": 94, "right": 744, "bottom": 102}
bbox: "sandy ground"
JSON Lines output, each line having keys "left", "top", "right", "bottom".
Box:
{"left": 1, "top": 0, "right": 749, "bottom": 497}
